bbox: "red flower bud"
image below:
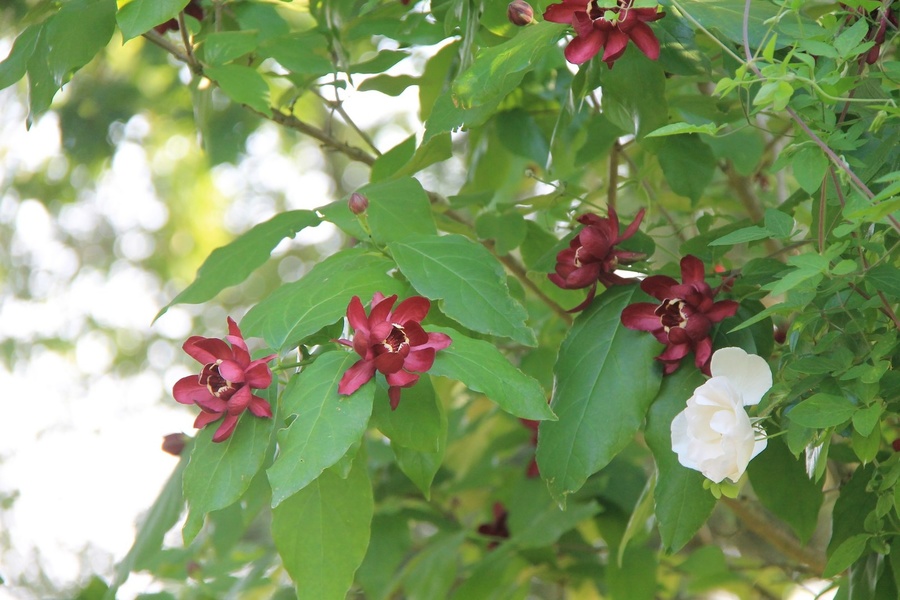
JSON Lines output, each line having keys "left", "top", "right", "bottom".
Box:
{"left": 161, "top": 433, "right": 188, "bottom": 456}
{"left": 507, "top": 0, "right": 534, "bottom": 26}
{"left": 348, "top": 192, "right": 369, "bottom": 215}
{"left": 892, "top": 438, "right": 900, "bottom": 452}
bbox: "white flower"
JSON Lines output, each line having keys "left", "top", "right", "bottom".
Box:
{"left": 670, "top": 347, "right": 772, "bottom": 484}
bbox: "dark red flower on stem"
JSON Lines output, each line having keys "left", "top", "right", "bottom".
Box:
{"left": 549, "top": 207, "right": 646, "bottom": 311}
{"left": 477, "top": 502, "right": 510, "bottom": 548}
{"left": 173, "top": 317, "right": 275, "bottom": 443}
{"left": 544, "top": 0, "right": 665, "bottom": 67}
{"left": 338, "top": 293, "right": 451, "bottom": 410}
{"left": 621, "top": 255, "right": 739, "bottom": 375}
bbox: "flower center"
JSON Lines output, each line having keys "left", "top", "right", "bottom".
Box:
{"left": 381, "top": 324, "right": 410, "bottom": 354}
{"left": 656, "top": 298, "right": 688, "bottom": 332}
{"left": 585, "top": 0, "right": 628, "bottom": 21}
{"left": 200, "top": 362, "right": 237, "bottom": 400}
{"left": 573, "top": 246, "right": 584, "bottom": 268}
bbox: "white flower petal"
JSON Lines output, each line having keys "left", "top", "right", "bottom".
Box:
{"left": 710, "top": 347, "right": 773, "bottom": 406}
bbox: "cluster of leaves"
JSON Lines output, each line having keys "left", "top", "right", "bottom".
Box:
{"left": 3, "top": 0, "right": 899, "bottom": 598}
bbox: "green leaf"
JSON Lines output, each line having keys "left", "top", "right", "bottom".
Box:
{"left": 392, "top": 399, "right": 448, "bottom": 499}
{"left": 788, "top": 393, "right": 857, "bottom": 428}
{"left": 428, "top": 326, "right": 554, "bottom": 420}
{"left": 370, "top": 136, "right": 415, "bottom": 183}
{"left": 656, "top": 134, "right": 715, "bottom": 203}
{"left": 451, "top": 22, "right": 565, "bottom": 109}
{"left": 156, "top": 210, "right": 319, "bottom": 319}
{"left": 372, "top": 377, "right": 442, "bottom": 452}
{"left": 495, "top": 109, "right": 550, "bottom": 165}
{"left": 644, "top": 367, "right": 716, "bottom": 552}
{"left": 258, "top": 32, "right": 333, "bottom": 76}
{"left": 267, "top": 353, "right": 374, "bottom": 507}
{"left": 866, "top": 265, "right": 900, "bottom": 299}
{"left": 598, "top": 50, "right": 668, "bottom": 138}
{"left": 708, "top": 226, "right": 771, "bottom": 246}
{"left": 206, "top": 65, "right": 271, "bottom": 117}
{"left": 272, "top": 457, "right": 373, "bottom": 600}
{"left": 645, "top": 122, "right": 724, "bottom": 138}
{"left": 104, "top": 453, "right": 188, "bottom": 599}
{"left": 685, "top": 0, "right": 823, "bottom": 48}
{"left": 536, "top": 286, "right": 663, "bottom": 505}
{"left": 363, "top": 177, "right": 437, "bottom": 242}
{"left": 824, "top": 534, "right": 870, "bottom": 578}
{"left": 506, "top": 478, "right": 600, "bottom": 548}
{"left": 475, "top": 211, "right": 527, "bottom": 256}
{"left": 356, "top": 514, "right": 412, "bottom": 600}
{"left": 853, "top": 404, "right": 884, "bottom": 436}
{"left": 25, "top": 30, "right": 56, "bottom": 122}
{"left": 117, "top": 0, "right": 187, "bottom": 41}
{"left": 747, "top": 437, "right": 823, "bottom": 543}
{"left": 198, "top": 31, "right": 259, "bottom": 67}
{"left": 389, "top": 235, "right": 536, "bottom": 346}
{"left": 182, "top": 397, "right": 274, "bottom": 543}
{"left": 834, "top": 18, "right": 869, "bottom": 59}
{"left": 0, "top": 25, "right": 41, "bottom": 91}
{"left": 358, "top": 73, "right": 418, "bottom": 96}
{"left": 764, "top": 208, "right": 794, "bottom": 238}
{"left": 242, "top": 248, "right": 405, "bottom": 352}
{"left": 792, "top": 146, "right": 828, "bottom": 194}
{"left": 350, "top": 50, "right": 408, "bottom": 74}
{"left": 45, "top": 0, "right": 116, "bottom": 84}
{"left": 401, "top": 532, "right": 465, "bottom": 599}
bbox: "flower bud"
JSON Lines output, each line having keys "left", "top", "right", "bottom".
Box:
{"left": 507, "top": 0, "right": 533, "bottom": 26}
{"left": 161, "top": 433, "right": 188, "bottom": 456}
{"left": 348, "top": 192, "right": 369, "bottom": 215}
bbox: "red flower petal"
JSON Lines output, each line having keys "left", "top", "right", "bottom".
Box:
{"left": 173, "top": 375, "right": 213, "bottom": 405}
{"left": 183, "top": 336, "right": 232, "bottom": 364}
{"left": 640, "top": 275, "right": 678, "bottom": 300}
{"left": 388, "top": 386, "right": 402, "bottom": 410}
{"left": 404, "top": 321, "right": 429, "bottom": 346}
{"left": 212, "top": 413, "right": 240, "bottom": 442}
{"left": 346, "top": 296, "right": 369, "bottom": 336}
{"left": 245, "top": 358, "right": 274, "bottom": 388}
{"left": 602, "top": 29, "right": 630, "bottom": 64}
{"left": 620, "top": 208, "right": 645, "bottom": 241}
{"left": 218, "top": 359, "right": 246, "bottom": 383}
{"left": 369, "top": 294, "right": 398, "bottom": 326}
{"left": 194, "top": 410, "right": 222, "bottom": 429}
{"left": 248, "top": 394, "right": 273, "bottom": 418}
{"left": 423, "top": 331, "right": 452, "bottom": 351}
{"left": 338, "top": 358, "right": 377, "bottom": 395}
{"left": 680, "top": 255, "right": 706, "bottom": 284}
{"left": 621, "top": 303, "right": 662, "bottom": 332}
{"left": 543, "top": 0, "right": 582, "bottom": 24}
{"left": 393, "top": 295, "right": 430, "bottom": 325}
{"left": 404, "top": 347, "right": 436, "bottom": 372}
{"left": 694, "top": 336, "right": 713, "bottom": 375}
{"left": 706, "top": 299, "right": 740, "bottom": 323}
{"left": 374, "top": 351, "right": 405, "bottom": 374}
{"left": 228, "top": 385, "right": 252, "bottom": 413}
{"left": 386, "top": 368, "right": 419, "bottom": 388}
{"left": 565, "top": 29, "right": 605, "bottom": 64}
{"left": 626, "top": 21, "right": 660, "bottom": 60}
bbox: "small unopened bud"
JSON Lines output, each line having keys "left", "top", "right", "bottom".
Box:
{"left": 507, "top": 0, "right": 533, "bottom": 26}
{"left": 162, "top": 433, "right": 188, "bottom": 456}
{"left": 349, "top": 192, "right": 369, "bottom": 215}
{"left": 892, "top": 438, "right": 900, "bottom": 452}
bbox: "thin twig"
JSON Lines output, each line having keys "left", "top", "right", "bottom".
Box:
{"left": 619, "top": 152, "right": 687, "bottom": 244}
{"left": 141, "top": 31, "right": 193, "bottom": 65}
{"left": 740, "top": 0, "right": 900, "bottom": 236}
{"left": 311, "top": 89, "right": 383, "bottom": 157}
{"left": 722, "top": 496, "right": 826, "bottom": 574}
{"left": 177, "top": 12, "right": 202, "bottom": 75}
{"left": 257, "top": 108, "right": 377, "bottom": 166}
{"left": 607, "top": 142, "right": 619, "bottom": 211}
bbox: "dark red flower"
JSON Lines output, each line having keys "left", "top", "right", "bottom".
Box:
{"left": 161, "top": 433, "right": 188, "bottom": 456}
{"left": 544, "top": 0, "right": 664, "bottom": 67}
{"left": 173, "top": 317, "right": 275, "bottom": 443}
{"left": 477, "top": 502, "right": 510, "bottom": 548}
{"left": 620, "top": 255, "right": 739, "bottom": 375}
{"left": 154, "top": 0, "right": 204, "bottom": 34}
{"left": 521, "top": 417, "right": 540, "bottom": 477}
{"left": 549, "top": 207, "right": 646, "bottom": 311}
{"left": 338, "top": 293, "right": 451, "bottom": 410}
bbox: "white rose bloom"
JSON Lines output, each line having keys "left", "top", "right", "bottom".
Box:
{"left": 670, "top": 347, "right": 772, "bottom": 483}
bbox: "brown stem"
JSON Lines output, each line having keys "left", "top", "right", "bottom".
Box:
{"left": 721, "top": 496, "right": 826, "bottom": 574}
{"left": 141, "top": 31, "right": 193, "bottom": 65}
{"left": 607, "top": 142, "right": 619, "bottom": 212}
{"left": 177, "top": 12, "right": 202, "bottom": 75}
{"left": 740, "top": 0, "right": 900, "bottom": 236}
{"left": 260, "top": 108, "right": 377, "bottom": 166}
